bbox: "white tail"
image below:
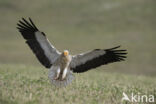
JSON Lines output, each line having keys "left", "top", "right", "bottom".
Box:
{"left": 48, "top": 66, "right": 74, "bottom": 87}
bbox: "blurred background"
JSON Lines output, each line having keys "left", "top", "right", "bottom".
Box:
{"left": 0, "top": 0, "right": 155, "bottom": 76}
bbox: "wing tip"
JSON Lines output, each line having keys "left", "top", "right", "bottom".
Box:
{"left": 17, "top": 17, "right": 38, "bottom": 32}
{"left": 109, "top": 45, "right": 121, "bottom": 50}
{"left": 106, "top": 45, "right": 127, "bottom": 62}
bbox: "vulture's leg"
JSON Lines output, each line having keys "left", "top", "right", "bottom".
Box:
{"left": 54, "top": 68, "right": 60, "bottom": 80}
{"left": 62, "top": 68, "right": 68, "bottom": 80}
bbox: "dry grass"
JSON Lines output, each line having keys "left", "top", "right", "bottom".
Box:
{"left": 0, "top": 64, "right": 156, "bottom": 104}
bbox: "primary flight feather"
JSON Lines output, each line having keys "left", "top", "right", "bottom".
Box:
{"left": 17, "top": 18, "right": 127, "bottom": 87}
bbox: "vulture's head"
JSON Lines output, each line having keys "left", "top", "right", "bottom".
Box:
{"left": 63, "top": 50, "right": 69, "bottom": 57}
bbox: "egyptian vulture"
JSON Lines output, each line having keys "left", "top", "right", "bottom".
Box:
{"left": 17, "top": 18, "right": 127, "bottom": 87}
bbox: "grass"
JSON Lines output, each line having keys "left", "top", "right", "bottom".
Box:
{"left": 0, "top": 64, "right": 156, "bottom": 104}
{"left": 0, "top": 0, "right": 156, "bottom": 104}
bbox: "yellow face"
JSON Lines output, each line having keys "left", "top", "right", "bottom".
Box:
{"left": 63, "top": 50, "right": 69, "bottom": 56}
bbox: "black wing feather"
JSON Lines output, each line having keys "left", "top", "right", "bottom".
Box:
{"left": 71, "top": 46, "right": 127, "bottom": 73}
{"left": 17, "top": 18, "right": 52, "bottom": 68}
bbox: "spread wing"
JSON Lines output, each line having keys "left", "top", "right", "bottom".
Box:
{"left": 70, "top": 46, "right": 127, "bottom": 73}
{"left": 17, "top": 18, "right": 61, "bottom": 68}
